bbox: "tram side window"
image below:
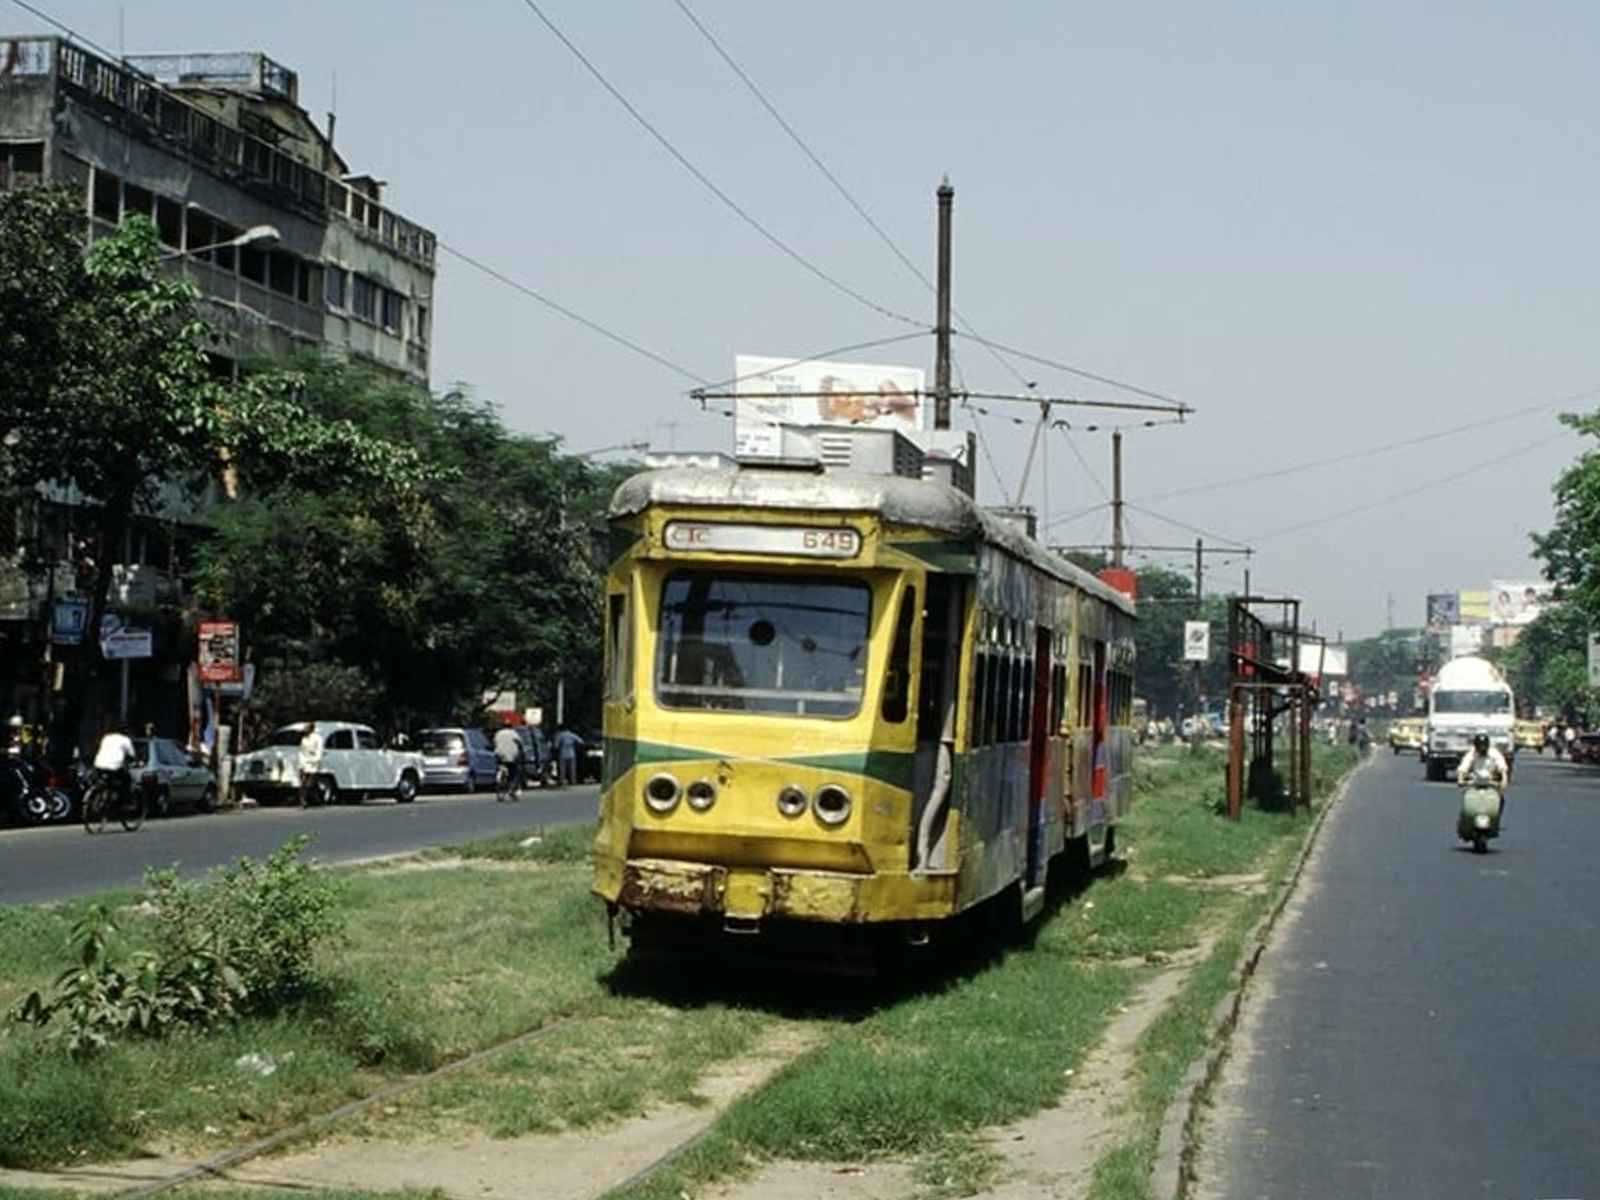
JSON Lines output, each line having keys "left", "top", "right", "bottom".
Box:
{"left": 881, "top": 586, "right": 916, "bottom": 723}
{"left": 1052, "top": 663, "right": 1067, "bottom": 734}
{"left": 1019, "top": 658, "right": 1034, "bottom": 741}
{"left": 1076, "top": 663, "right": 1092, "bottom": 726}
{"left": 606, "top": 592, "right": 632, "bottom": 700}
{"left": 971, "top": 651, "right": 989, "bottom": 747}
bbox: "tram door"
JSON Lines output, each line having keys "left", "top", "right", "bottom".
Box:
{"left": 1025, "top": 626, "right": 1053, "bottom": 889}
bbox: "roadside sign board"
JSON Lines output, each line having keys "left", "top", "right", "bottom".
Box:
{"left": 1183, "top": 621, "right": 1211, "bottom": 662}
{"left": 50, "top": 598, "right": 89, "bottom": 645}
{"left": 197, "top": 620, "right": 242, "bottom": 683}
{"left": 102, "top": 628, "right": 153, "bottom": 660}
{"left": 1589, "top": 632, "right": 1600, "bottom": 689}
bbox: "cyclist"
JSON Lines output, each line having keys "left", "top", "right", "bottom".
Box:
{"left": 493, "top": 721, "right": 524, "bottom": 801}
{"left": 91, "top": 720, "right": 137, "bottom": 813}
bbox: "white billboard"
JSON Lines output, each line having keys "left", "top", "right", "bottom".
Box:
{"left": 1488, "top": 580, "right": 1552, "bottom": 627}
{"left": 734, "top": 355, "right": 926, "bottom": 458}
{"left": 1450, "top": 624, "right": 1485, "bottom": 658}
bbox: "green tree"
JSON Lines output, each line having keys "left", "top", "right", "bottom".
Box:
{"left": 197, "top": 361, "right": 628, "bottom": 732}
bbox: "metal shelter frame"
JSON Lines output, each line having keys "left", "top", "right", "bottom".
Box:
{"left": 1226, "top": 595, "right": 1325, "bottom": 818}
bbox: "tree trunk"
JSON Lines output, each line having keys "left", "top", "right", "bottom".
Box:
{"left": 57, "top": 498, "right": 129, "bottom": 762}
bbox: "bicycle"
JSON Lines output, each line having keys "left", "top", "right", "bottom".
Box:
{"left": 495, "top": 760, "right": 521, "bottom": 803}
{"left": 81, "top": 768, "right": 145, "bottom": 833}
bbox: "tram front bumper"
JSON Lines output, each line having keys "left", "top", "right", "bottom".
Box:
{"left": 608, "top": 856, "right": 954, "bottom": 924}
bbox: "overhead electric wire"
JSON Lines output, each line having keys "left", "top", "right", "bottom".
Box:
{"left": 1249, "top": 430, "right": 1569, "bottom": 543}
{"left": 1125, "top": 503, "right": 1249, "bottom": 549}
{"left": 693, "top": 330, "right": 932, "bottom": 395}
{"left": 0, "top": 1, "right": 713, "bottom": 391}
{"left": 439, "top": 243, "right": 708, "bottom": 385}
{"left": 1140, "top": 384, "right": 1600, "bottom": 504}
{"left": 516, "top": 0, "right": 923, "bottom": 330}
{"left": 1054, "top": 419, "right": 1110, "bottom": 502}
{"left": 954, "top": 331, "right": 1188, "bottom": 409}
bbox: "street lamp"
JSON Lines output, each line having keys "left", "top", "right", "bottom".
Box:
{"left": 158, "top": 224, "right": 281, "bottom": 261}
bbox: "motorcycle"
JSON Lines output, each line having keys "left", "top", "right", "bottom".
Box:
{"left": 1, "top": 755, "right": 74, "bottom": 825}
{"left": 1456, "top": 763, "right": 1503, "bottom": 854}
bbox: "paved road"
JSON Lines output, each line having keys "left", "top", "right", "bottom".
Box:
{"left": 1194, "top": 750, "right": 1600, "bottom": 1199}
{"left": 0, "top": 785, "right": 600, "bottom": 906}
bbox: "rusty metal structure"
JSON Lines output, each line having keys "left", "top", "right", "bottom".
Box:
{"left": 1226, "top": 595, "right": 1325, "bottom": 818}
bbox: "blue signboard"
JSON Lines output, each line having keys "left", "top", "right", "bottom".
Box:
{"left": 50, "top": 599, "right": 89, "bottom": 645}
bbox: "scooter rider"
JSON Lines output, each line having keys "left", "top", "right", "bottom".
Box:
{"left": 1457, "top": 733, "right": 1510, "bottom": 817}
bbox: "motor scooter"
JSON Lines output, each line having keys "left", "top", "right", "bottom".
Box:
{"left": 1456, "top": 763, "right": 1503, "bottom": 854}
{"left": 1, "top": 755, "right": 73, "bottom": 825}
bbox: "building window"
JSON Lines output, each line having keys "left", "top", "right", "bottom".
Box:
{"left": 268, "top": 250, "right": 296, "bottom": 297}
{"left": 155, "top": 197, "right": 183, "bottom": 248}
{"left": 91, "top": 167, "right": 120, "bottom": 222}
{"left": 352, "top": 275, "right": 377, "bottom": 322}
{"left": 325, "top": 266, "right": 347, "bottom": 309}
{"left": 123, "top": 182, "right": 154, "bottom": 220}
{"left": 240, "top": 244, "right": 267, "bottom": 286}
{"left": 415, "top": 303, "right": 430, "bottom": 345}
{"left": 381, "top": 289, "right": 402, "bottom": 334}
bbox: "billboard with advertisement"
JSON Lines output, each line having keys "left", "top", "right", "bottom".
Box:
{"left": 733, "top": 355, "right": 926, "bottom": 458}
{"left": 1488, "top": 579, "right": 1552, "bottom": 626}
{"left": 1450, "top": 623, "right": 1484, "bottom": 658}
{"left": 1424, "top": 592, "right": 1459, "bottom": 633}
{"left": 197, "top": 620, "right": 242, "bottom": 683}
{"left": 1458, "top": 591, "right": 1491, "bottom": 624}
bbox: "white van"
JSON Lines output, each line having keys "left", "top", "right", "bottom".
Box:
{"left": 1422, "top": 655, "right": 1515, "bottom": 781}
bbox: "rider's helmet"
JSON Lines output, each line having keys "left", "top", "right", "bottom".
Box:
{"left": 1472, "top": 733, "right": 1490, "bottom": 753}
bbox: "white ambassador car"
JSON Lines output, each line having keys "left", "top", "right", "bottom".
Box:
{"left": 232, "top": 721, "right": 425, "bottom": 806}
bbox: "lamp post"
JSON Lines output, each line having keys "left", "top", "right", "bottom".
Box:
{"left": 157, "top": 224, "right": 278, "bottom": 782}
{"left": 160, "top": 224, "right": 281, "bottom": 380}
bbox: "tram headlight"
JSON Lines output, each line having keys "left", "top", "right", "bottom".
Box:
{"left": 814, "top": 784, "right": 853, "bottom": 826}
{"left": 686, "top": 779, "right": 717, "bottom": 812}
{"left": 644, "top": 773, "right": 681, "bottom": 814}
{"left": 776, "top": 784, "right": 808, "bottom": 818}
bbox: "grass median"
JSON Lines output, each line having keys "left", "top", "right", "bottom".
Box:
{"left": 602, "top": 743, "right": 1361, "bottom": 1200}
{"left": 1, "top": 743, "right": 1361, "bottom": 1198}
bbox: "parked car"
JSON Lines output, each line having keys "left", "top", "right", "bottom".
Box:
{"left": 132, "top": 737, "right": 217, "bottom": 816}
{"left": 232, "top": 721, "right": 425, "bottom": 806}
{"left": 415, "top": 727, "right": 498, "bottom": 793}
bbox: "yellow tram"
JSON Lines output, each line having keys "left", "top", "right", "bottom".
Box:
{"left": 592, "top": 460, "right": 1135, "bottom": 959}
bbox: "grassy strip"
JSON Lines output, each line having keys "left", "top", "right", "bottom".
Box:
{"left": 0, "top": 1191, "right": 445, "bottom": 1200}
{"left": 603, "top": 745, "right": 1362, "bottom": 1200}
{"left": 0, "top": 824, "right": 759, "bottom": 1170}
{"left": 1087, "top": 744, "right": 1363, "bottom": 1200}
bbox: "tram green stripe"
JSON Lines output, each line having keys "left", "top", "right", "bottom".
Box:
{"left": 889, "top": 537, "right": 977, "bottom": 573}
{"left": 601, "top": 737, "right": 913, "bottom": 791}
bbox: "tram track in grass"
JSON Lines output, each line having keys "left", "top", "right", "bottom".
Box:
{"left": 1, "top": 747, "right": 1361, "bottom": 1200}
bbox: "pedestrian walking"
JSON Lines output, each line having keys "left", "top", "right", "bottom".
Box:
{"left": 493, "top": 721, "right": 524, "bottom": 801}
{"left": 554, "top": 726, "right": 583, "bottom": 787}
{"left": 298, "top": 722, "right": 323, "bottom": 808}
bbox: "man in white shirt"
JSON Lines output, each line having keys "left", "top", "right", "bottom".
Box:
{"left": 297, "top": 724, "right": 324, "bottom": 808}
{"left": 92, "top": 722, "right": 137, "bottom": 809}
{"left": 492, "top": 723, "right": 524, "bottom": 800}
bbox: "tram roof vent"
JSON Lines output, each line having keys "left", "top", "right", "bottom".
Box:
{"left": 771, "top": 425, "right": 925, "bottom": 481}
{"left": 985, "top": 504, "right": 1037, "bottom": 539}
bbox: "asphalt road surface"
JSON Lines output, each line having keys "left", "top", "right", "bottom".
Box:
{"left": 0, "top": 784, "right": 600, "bottom": 906}
{"left": 1195, "top": 749, "right": 1600, "bottom": 1199}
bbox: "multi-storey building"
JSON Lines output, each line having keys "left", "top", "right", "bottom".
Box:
{"left": 0, "top": 37, "right": 436, "bottom": 381}
{"left": 0, "top": 37, "right": 439, "bottom": 730}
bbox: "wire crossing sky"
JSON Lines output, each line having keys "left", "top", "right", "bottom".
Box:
{"left": 10, "top": 0, "right": 1598, "bottom": 636}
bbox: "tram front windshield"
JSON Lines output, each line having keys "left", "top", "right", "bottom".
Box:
{"left": 656, "top": 572, "right": 869, "bottom": 717}
{"left": 1432, "top": 690, "right": 1511, "bottom": 714}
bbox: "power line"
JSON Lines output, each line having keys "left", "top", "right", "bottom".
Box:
{"left": 0, "top": 2, "right": 713, "bottom": 392}
{"left": 1055, "top": 419, "right": 1109, "bottom": 502}
{"left": 953, "top": 331, "right": 1188, "bottom": 409}
{"left": 1141, "top": 384, "right": 1600, "bottom": 504}
{"left": 1249, "top": 430, "right": 1569, "bottom": 543}
{"left": 516, "top": 0, "right": 923, "bottom": 330}
{"left": 1125, "top": 502, "right": 1249, "bottom": 549}
{"left": 691, "top": 331, "right": 932, "bottom": 396}
{"left": 439, "top": 243, "right": 708, "bottom": 385}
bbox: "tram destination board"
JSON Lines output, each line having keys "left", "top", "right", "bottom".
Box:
{"left": 663, "top": 521, "right": 861, "bottom": 559}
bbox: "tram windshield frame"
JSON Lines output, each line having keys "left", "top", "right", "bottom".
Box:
{"left": 654, "top": 570, "right": 871, "bottom": 718}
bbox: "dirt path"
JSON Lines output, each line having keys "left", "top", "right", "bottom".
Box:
{"left": 703, "top": 937, "right": 1221, "bottom": 1200}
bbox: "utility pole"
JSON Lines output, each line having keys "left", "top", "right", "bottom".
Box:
{"left": 1194, "top": 538, "right": 1203, "bottom": 607}
{"left": 1192, "top": 537, "right": 1204, "bottom": 733}
{"left": 933, "top": 177, "right": 953, "bottom": 431}
{"left": 1111, "top": 431, "right": 1124, "bottom": 567}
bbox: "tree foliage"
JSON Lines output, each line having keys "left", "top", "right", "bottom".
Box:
{"left": 196, "top": 360, "right": 628, "bottom": 731}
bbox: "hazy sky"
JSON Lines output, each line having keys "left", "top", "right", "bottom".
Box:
{"left": 12, "top": 1, "right": 1599, "bottom": 638}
